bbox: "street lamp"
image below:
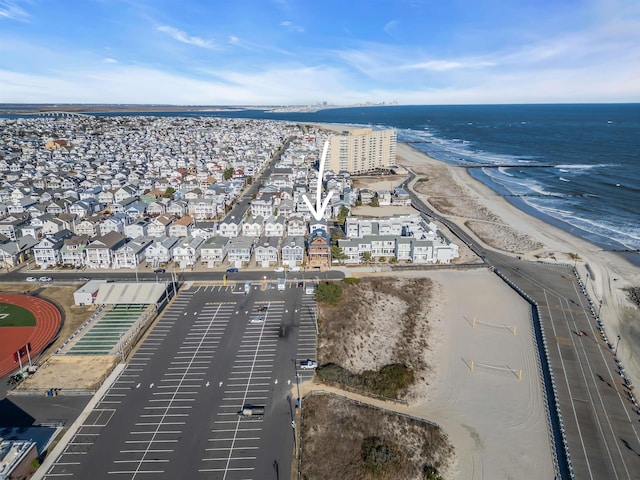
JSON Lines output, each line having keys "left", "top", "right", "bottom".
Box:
{"left": 615, "top": 335, "right": 621, "bottom": 357}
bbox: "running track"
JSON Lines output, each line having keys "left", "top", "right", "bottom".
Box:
{"left": 0, "top": 293, "right": 61, "bottom": 378}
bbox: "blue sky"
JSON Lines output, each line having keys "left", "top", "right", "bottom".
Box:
{"left": 0, "top": 0, "right": 638, "bottom": 105}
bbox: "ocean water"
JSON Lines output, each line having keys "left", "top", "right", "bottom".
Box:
{"left": 2, "top": 104, "right": 639, "bottom": 255}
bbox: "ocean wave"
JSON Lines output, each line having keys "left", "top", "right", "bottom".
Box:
{"left": 554, "top": 163, "right": 614, "bottom": 170}
{"left": 498, "top": 167, "right": 514, "bottom": 177}
{"left": 559, "top": 177, "right": 570, "bottom": 182}
{"left": 525, "top": 200, "right": 640, "bottom": 250}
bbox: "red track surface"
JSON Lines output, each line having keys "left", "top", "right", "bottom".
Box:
{"left": 0, "top": 293, "right": 61, "bottom": 378}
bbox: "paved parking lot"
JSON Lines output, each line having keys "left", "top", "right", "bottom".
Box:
{"left": 42, "top": 281, "right": 317, "bottom": 479}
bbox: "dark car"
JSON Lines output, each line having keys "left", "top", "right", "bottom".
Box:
{"left": 226, "top": 268, "right": 239, "bottom": 273}
{"left": 153, "top": 268, "right": 166, "bottom": 274}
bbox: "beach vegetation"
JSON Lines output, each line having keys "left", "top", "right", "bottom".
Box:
{"left": 300, "top": 394, "right": 452, "bottom": 480}
{"left": 342, "top": 277, "right": 360, "bottom": 285}
{"left": 315, "top": 281, "right": 342, "bottom": 305}
{"left": 316, "top": 363, "right": 414, "bottom": 399}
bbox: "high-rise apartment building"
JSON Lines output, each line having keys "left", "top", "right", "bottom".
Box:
{"left": 326, "top": 128, "right": 396, "bottom": 174}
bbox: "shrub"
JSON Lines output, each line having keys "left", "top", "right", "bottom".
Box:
{"left": 315, "top": 282, "right": 343, "bottom": 305}
{"left": 343, "top": 277, "right": 361, "bottom": 285}
{"left": 316, "top": 363, "right": 414, "bottom": 399}
{"left": 423, "top": 465, "right": 444, "bottom": 480}
{"left": 362, "top": 437, "right": 398, "bottom": 476}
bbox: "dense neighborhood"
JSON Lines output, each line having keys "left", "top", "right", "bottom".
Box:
{"left": 0, "top": 115, "right": 459, "bottom": 271}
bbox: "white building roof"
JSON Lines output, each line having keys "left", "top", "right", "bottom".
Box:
{"left": 95, "top": 282, "right": 167, "bottom": 305}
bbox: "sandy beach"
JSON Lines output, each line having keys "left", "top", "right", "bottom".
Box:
{"left": 396, "top": 142, "right": 640, "bottom": 385}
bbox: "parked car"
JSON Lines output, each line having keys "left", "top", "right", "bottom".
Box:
{"left": 26, "top": 277, "right": 37, "bottom": 282}
{"left": 274, "top": 266, "right": 285, "bottom": 272}
{"left": 249, "top": 316, "right": 264, "bottom": 324}
{"left": 153, "top": 268, "right": 166, "bottom": 274}
{"left": 78, "top": 276, "right": 90, "bottom": 281}
{"left": 226, "top": 268, "right": 239, "bottom": 273}
{"left": 38, "top": 276, "right": 53, "bottom": 282}
{"left": 300, "top": 359, "right": 318, "bottom": 370}
{"left": 256, "top": 305, "right": 268, "bottom": 312}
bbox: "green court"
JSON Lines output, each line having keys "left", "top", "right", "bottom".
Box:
{"left": 0, "top": 303, "right": 36, "bottom": 327}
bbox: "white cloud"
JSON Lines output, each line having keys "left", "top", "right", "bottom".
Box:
{"left": 279, "top": 21, "right": 304, "bottom": 33}
{"left": 103, "top": 58, "right": 118, "bottom": 64}
{"left": 157, "top": 25, "right": 219, "bottom": 49}
{"left": 383, "top": 20, "right": 398, "bottom": 36}
{"left": 402, "top": 60, "right": 495, "bottom": 71}
{"left": 0, "top": 0, "right": 29, "bottom": 21}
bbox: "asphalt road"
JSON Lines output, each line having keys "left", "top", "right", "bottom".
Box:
{"left": 41, "top": 279, "right": 317, "bottom": 480}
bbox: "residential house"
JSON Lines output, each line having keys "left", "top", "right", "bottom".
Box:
{"left": 124, "top": 217, "right": 151, "bottom": 239}
{"left": 250, "top": 195, "right": 275, "bottom": 217}
{"left": 69, "top": 199, "right": 101, "bottom": 219}
{"left": 226, "top": 236, "right": 254, "bottom": 266}
{"left": 60, "top": 235, "right": 90, "bottom": 268}
{"left": 281, "top": 236, "right": 305, "bottom": 266}
{"left": 113, "top": 237, "right": 152, "bottom": 269}
{"left": 146, "top": 201, "right": 166, "bottom": 216}
{"left": 306, "top": 229, "right": 331, "bottom": 270}
{"left": 145, "top": 236, "right": 180, "bottom": 267}
{"left": 200, "top": 236, "right": 228, "bottom": 267}
{"left": 75, "top": 215, "right": 103, "bottom": 237}
{"left": 190, "top": 221, "right": 217, "bottom": 240}
{"left": 114, "top": 185, "right": 138, "bottom": 203}
{"left": 172, "top": 237, "right": 205, "bottom": 268}
{"left": 33, "top": 229, "right": 73, "bottom": 269}
{"left": 241, "top": 215, "right": 263, "bottom": 238}
{"left": 264, "top": 215, "right": 285, "bottom": 238}
{"left": 168, "top": 215, "right": 194, "bottom": 238}
{"left": 84, "top": 231, "right": 127, "bottom": 269}
{"left": 218, "top": 216, "right": 242, "bottom": 238}
{"left": 0, "top": 235, "right": 38, "bottom": 268}
{"left": 148, "top": 214, "right": 175, "bottom": 237}
{"left": 254, "top": 236, "right": 280, "bottom": 267}
{"left": 286, "top": 215, "right": 306, "bottom": 237}
{"left": 0, "top": 213, "right": 30, "bottom": 241}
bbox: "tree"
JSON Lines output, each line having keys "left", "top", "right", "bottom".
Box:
{"left": 246, "top": 175, "right": 253, "bottom": 185}
{"left": 362, "top": 251, "right": 372, "bottom": 263}
{"left": 223, "top": 167, "right": 234, "bottom": 180}
{"left": 337, "top": 206, "right": 350, "bottom": 226}
{"left": 163, "top": 187, "right": 175, "bottom": 199}
{"left": 369, "top": 196, "right": 379, "bottom": 207}
{"left": 331, "top": 246, "right": 346, "bottom": 263}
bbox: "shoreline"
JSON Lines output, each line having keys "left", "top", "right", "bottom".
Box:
{"left": 395, "top": 141, "right": 640, "bottom": 384}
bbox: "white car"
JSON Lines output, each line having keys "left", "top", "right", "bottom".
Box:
{"left": 289, "top": 266, "right": 301, "bottom": 272}
{"left": 38, "top": 276, "right": 53, "bottom": 282}
{"left": 249, "top": 316, "right": 265, "bottom": 324}
{"left": 26, "top": 277, "right": 38, "bottom": 282}
{"left": 274, "top": 266, "right": 285, "bottom": 272}
{"left": 300, "top": 359, "right": 318, "bottom": 370}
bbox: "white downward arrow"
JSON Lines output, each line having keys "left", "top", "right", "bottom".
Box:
{"left": 302, "top": 141, "right": 334, "bottom": 221}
